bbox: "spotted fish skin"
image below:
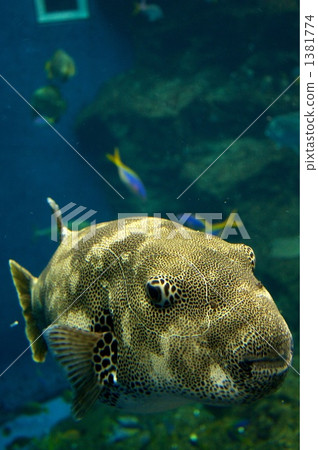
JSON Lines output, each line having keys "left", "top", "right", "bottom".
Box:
{"left": 9, "top": 202, "right": 293, "bottom": 419}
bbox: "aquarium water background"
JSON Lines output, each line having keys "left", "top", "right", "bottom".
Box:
{"left": 0, "top": 1, "right": 299, "bottom": 449}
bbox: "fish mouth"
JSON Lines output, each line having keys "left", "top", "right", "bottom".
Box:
{"left": 246, "top": 356, "right": 289, "bottom": 370}
{"left": 240, "top": 354, "right": 292, "bottom": 373}
{"left": 239, "top": 335, "right": 293, "bottom": 374}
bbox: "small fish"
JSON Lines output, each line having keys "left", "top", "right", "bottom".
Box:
{"left": 106, "top": 148, "right": 147, "bottom": 199}
{"left": 106, "top": 427, "right": 138, "bottom": 444}
{"left": 45, "top": 49, "right": 76, "bottom": 82}
{"left": 179, "top": 215, "right": 206, "bottom": 232}
{"left": 117, "top": 416, "right": 141, "bottom": 429}
{"left": 207, "top": 211, "right": 244, "bottom": 238}
{"left": 31, "top": 85, "right": 67, "bottom": 124}
{"left": 134, "top": 1, "right": 163, "bottom": 21}
{"left": 181, "top": 211, "right": 243, "bottom": 236}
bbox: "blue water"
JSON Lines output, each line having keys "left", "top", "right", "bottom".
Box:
{"left": 0, "top": 1, "right": 299, "bottom": 448}
{"left": 0, "top": 0, "right": 132, "bottom": 411}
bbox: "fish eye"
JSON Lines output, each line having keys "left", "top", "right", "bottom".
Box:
{"left": 146, "top": 277, "right": 174, "bottom": 308}
{"left": 146, "top": 283, "right": 162, "bottom": 305}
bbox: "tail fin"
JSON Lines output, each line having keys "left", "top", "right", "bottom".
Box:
{"left": 9, "top": 260, "right": 48, "bottom": 362}
{"left": 106, "top": 147, "right": 122, "bottom": 167}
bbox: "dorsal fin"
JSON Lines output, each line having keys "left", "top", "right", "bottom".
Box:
{"left": 47, "top": 197, "right": 69, "bottom": 242}
{"left": 9, "top": 260, "right": 48, "bottom": 362}
{"left": 45, "top": 325, "right": 104, "bottom": 420}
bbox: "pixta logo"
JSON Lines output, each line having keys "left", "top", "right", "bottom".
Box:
{"left": 117, "top": 212, "right": 250, "bottom": 240}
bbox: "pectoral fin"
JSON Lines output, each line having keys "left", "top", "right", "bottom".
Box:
{"left": 45, "top": 325, "right": 104, "bottom": 420}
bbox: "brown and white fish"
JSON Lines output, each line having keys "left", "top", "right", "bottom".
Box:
{"left": 9, "top": 199, "right": 293, "bottom": 419}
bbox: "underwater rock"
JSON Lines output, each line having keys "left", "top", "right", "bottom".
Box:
{"left": 76, "top": 67, "right": 213, "bottom": 123}
{"left": 0, "top": 397, "right": 70, "bottom": 449}
{"left": 75, "top": 64, "right": 294, "bottom": 204}
{"left": 75, "top": 0, "right": 298, "bottom": 210}
{"left": 181, "top": 137, "right": 285, "bottom": 197}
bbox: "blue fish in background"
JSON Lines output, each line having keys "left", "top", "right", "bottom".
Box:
{"left": 265, "top": 111, "right": 299, "bottom": 153}
{"left": 106, "top": 147, "right": 147, "bottom": 200}
{"left": 179, "top": 211, "right": 243, "bottom": 236}
{"left": 181, "top": 215, "right": 206, "bottom": 232}
{"left": 133, "top": 1, "right": 164, "bottom": 22}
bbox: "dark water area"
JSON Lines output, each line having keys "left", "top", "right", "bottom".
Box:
{"left": 0, "top": 0, "right": 132, "bottom": 407}
{"left": 0, "top": 0, "right": 299, "bottom": 449}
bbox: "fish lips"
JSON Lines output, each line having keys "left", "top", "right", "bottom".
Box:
{"left": 239, "top": 335, "right": 294, "bottom": 376}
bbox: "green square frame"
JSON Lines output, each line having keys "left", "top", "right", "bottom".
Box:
{"left": 34, "top": 0, "right": 90, "bottom": 23}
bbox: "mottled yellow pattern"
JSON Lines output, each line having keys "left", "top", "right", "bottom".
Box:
{"left": 9, "top": 204, "right": 293, "bottom": 419}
